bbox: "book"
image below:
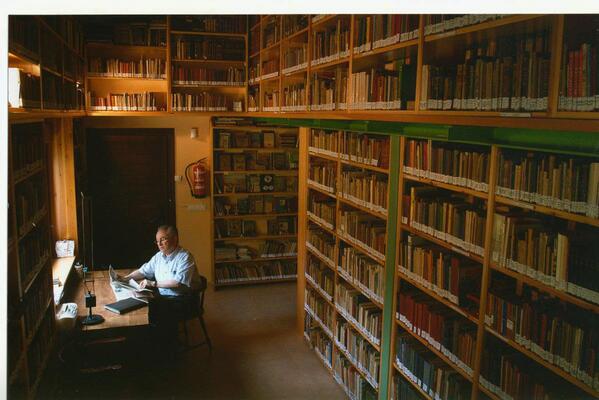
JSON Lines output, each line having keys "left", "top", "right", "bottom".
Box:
{"left": 263, "top": 131, "right": 275, "bottom": 148}
{"left": 104, "top": 297, "right": 147, "bottom": 315}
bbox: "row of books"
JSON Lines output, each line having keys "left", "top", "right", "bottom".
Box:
{"left": 263, "top": 17, "right": 280, "bottom": 48}
{"left": 171, "top": 15, "right": 246, "bottom": 34}
{"left": 23, "top": 266, "right": 52, "bottom": 340}
{"left": 307, "top": 256, "right": 335, "bottom": 300}
{"left": 89, "top": 92, "right": 164, "bottom": 111}
{"left": 310, "top": 71, "right": 349, "bottom": 108}
{"left": 215, "top": 242, "right": 297, "bottom": 262}
{"left": 496, "top": 151, "right": 599, "bottom": 218}
{"left": 485, "top": 285, "right": 598, "bottom": 390}
{"left": 340, "top": 170, "right": 388, "bottom": 214}
{"left": 558, "top": 42, "right": 599, "bottom": 111}
{"left": 309, "top": 162, "right": 337, "bottom": 191}
{"left": 41, "top": 72, "right": 64, "bottom": 110}
{"left": 312, "top": 22, "right": 350, "bottom": 64}
{"left": 308, "top": 195, "right": 336, "bottom": 228}
{"left": 282, "top": 15, "right": 309, "bottom": 38}
{"left": 15, "top": 174, "right": 47, "bottom": 234}
{"left": 88, "top": 57, "right": 166, "bottom": 79}
{"left": 214, "top": 261, "right": 296, "bottom": 284}
{"left": 214, "top": 174, "right": 297, "bottom": 194}
{"left": 281, "top": 84, "right": 307, "bottom": 108}
{"left": 391, "top": 374, "right": 428, "bottom": 400}
{"left": 339, "top": 210, "right": 387, "bottom": 259}
{"left": 395, "top": 332, "right": 472, "bottom": 400}
{"left": 263, "top": 89, "right": 279, "bottom": 110}
{"left": 9, "top": 16, "right": 39, "bottom": 58}
{"left": 305, "top": 288, "right": 335, "bottom": 335}
{"left": 217, "top": 152, "right": 298, "bottom": 171}
{"left": 480, "top": 345, "right": 565, "bottom": 400}
{"left": 407, "top": 187, "right": 487, "bottom": 257}
{"left": 214, "top": 195, "right": 297, "bottom": 216}
{"left": 171, "top": 92, "right": 237, "bottom": 112}
{"left": 172, "top": 37, "right": 245, "bottom": 61}
{"left": 339, "top": 246, "right": 385, "bottom": 304}
{"left": 7, "top": 69, "right": 41, "bottom": 109}
{"left": 307, "top": 227, "right": 336, "bottom": 263}
{"left": 218, "top": 130, "right": 297, "bottom": 149}
{"left": 340, "top": 132, "right": 390, "bottom": 169}
{"left": 26, "top": 306, "right": 54, "bottom": 386}
{"left": 267, "top": 216, "right": 297, "bottom": 235}
{"left": 353, "top": 15, "right": 420, "bottom": 54}
{"left": 10, "top": 125, "right": 44, "bottom": 179}
{"left": 248, "top": 63, "right": 260, "bottom": 82}
{"left": 335, "top": 282, "right": 382, "bottom": 344}
{"left": 397, "top": 288, "right": 477, "bottom": 376}
{"left": 108, "top": 22, "right": 166, "bottom": 47}
{"left": 172, "top": 66, "right": 244, "bottom": 86}
{"left": 283, "top": 45, "right": 308, "bottom": 71}
{"left": 260, "top": 240, "right": 298, "bottom": 257}
{"left": 262, "top": 58, "right": 279, "bottom": 76}
{"left": 18, "top": 223, "right": 50, "bottom": 287}
{"left": 420, "top": 33, "right": 552, "bottom": 112}
{"left": 349, "top": 60, "right": 416, "bottom": 111}
{"left": 305, "top": 320, "right": 333, "bottom": 368}
{"left": 333, "top": 353, "right": 378, "bottom": 400}
{"left": 336, "top": 319, "right": 380, "bottom": 388}
{"left": 310, "top": 129, "right": 339, "bottom": 155}
{"left": 41, "top": 33, "right": 61, "bottom": 72}
{"left": 404, "top": 139, "right": 490, "bottom": 191}
{"left": 214, "top": 219, "right": 258, "bottom": 238}
{"left": 398, "top": 235, "right": 481, "bottom": 310}
{"left": 423, "top": 15, "right": 504, "bottom": 36}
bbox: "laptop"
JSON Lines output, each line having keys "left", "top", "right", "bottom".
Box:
{"left": 108, "top": 266, "right": 152, "bottom": 293}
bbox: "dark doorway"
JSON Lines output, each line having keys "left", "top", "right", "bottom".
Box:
{"left": 86, "top": 128, "right": 175, "bottom": 269}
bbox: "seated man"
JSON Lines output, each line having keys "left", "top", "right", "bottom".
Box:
{"left": 122, "top": 224, "right": 199, "bottom": 350}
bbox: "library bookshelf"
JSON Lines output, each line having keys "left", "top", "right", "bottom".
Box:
{"left": 295, "top": 121, "right": 599, "bottom": 400}
{"left": 8, "top": 121, "right": 57, "bottom": 399}
{"left": 210, "top": 118, "right": 300, "bottom": 287}
{"left": 9, "top": 16, "right": 85, "bottom": 113}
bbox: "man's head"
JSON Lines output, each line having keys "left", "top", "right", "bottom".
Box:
{"left": 155, "top": 225, "right": 179, "bottom": 255}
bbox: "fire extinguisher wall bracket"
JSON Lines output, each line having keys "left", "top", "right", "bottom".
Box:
{"left": 185, "top": 158, "right": 209, "bottom": 199}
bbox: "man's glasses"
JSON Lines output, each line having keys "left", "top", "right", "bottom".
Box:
{"left": 155, "top": 237, "right": 170, "bottom": 245}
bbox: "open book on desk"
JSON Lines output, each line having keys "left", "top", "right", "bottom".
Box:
{"left": 109, "top": 266, "right": 154, "bottom": 303}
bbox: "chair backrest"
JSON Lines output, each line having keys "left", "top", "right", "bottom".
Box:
{"left": 197, "top": 275, "right": 207, "bottom": 310}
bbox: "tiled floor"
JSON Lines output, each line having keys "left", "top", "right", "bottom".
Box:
{"left": 45, "top": 282, "right": 346, "bottom": 400}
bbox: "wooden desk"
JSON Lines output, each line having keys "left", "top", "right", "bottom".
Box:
{"left": 75, "top": 269, "right": 149, "bottom": 330}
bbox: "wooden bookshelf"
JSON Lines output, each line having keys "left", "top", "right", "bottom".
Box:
{"left": 9, "top": 16, "right": 85, "bottom": 113}
{"left": 211, "top": 118, "right": 299, "bottom": 287}
{"left": 302, "top": 128, "right": 391, "bottom": 399}
{"left": 8, "top": 121, "right": 56, "bottom": 400}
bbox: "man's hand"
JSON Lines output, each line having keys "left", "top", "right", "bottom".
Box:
{"left": 139, "top": 279, "right": 157, "bottom": 290}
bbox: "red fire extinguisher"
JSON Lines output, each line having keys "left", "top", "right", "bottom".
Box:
{"left": 185, "top": 158, "right": 209, "bottom": 198}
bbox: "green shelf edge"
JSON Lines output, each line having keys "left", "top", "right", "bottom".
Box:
{"left": 253, "top": 117, "right": 599, "bottom": 156}
{"left": 378, "top": 135, "right": 401, "bottom": 400}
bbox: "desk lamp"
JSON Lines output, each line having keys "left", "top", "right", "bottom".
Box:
{"left": 80, "top": 192, "right": 104, "bottom": 326}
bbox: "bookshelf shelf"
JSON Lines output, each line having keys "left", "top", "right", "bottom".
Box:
{"left": 308, "top": 215, "right": 336, "bottom": 236}
{"left": 338, "top": 232, "right": 386, "bottom": 266}
{"left": 215, "top": 276, "right": 296, "bottom": 287}
{"left": 338, "top": 197, "right": 387, "bottom": 221}
{"left": 489, "top": 262, "right": 599, "bottom": 313}
{"left": 484, "top": 326, "right": 599, "bottom": 398}
{"left": 396, "top": 272, "right": 479, "bottom": 325}
{"left": 213, "top": 191, "right": 297, "bottom": 198}
{"left": 215, "top": 255, "right": 297, "bottom": 264}
{"left": 338, "top": 269, "right": 384, "bottom": 310}
{"left": 21, "top": 255, "right": 51, "bottom": 295}
{"left": 306, "top": 245, "right": 336, "bottom": 270}
{"left": 393, "top": 362, "right": 435, "bottom": 400}
{"left": 215, "top": 234, "right": 296, "bottom": 242}
{"left": 87, "top": 76, "right": 167, "bottom": 82}
{"left": 396, "top": 318, "right": 474, "bottom": 383}
{"left": 424, "top": 15, "right": 544, "bottom": 43}
{"left": 352, "top": 38, "right": 419, "bottom": 61}
{"left": 339, "top": 158, "right": 389, "bottom": 174}
{"left": 41, "top": 66, "right": 62, "bottom": 78}
{"left": 283, "top": 26, "right": 309, "bottom": 42}
{"left": 308, "top": 151, "right": 338, "bottom": 163}
{"left": 334, "top": 340, "right": 379, "bottom": 391}
{"left": 494, "top": 195, "right": 599, "bottom": 228}
{"left": 307, "top": 183, "right": 336, "bottom": 199}
{"left": 403, "top": 173, "right": 488, "bottom": 199}
{"left": 310, "top": 15, "right": 339, "bottom": 29}
{"left": 337, "top": 306, "right": 381, "bottom": 352}
{"left": 214, "top": 212, "right": 297, "bottom": 219}
{"left": 305, "top": 274, "right": 335, "bottom": 307}
{"left": 310, "top": 57, "right": 349, "bottom": 72}
{"left": 212, "top": 118, "right": 298, "bottom": 287}
{"left": 170, "top": 30, "right": 246, "bottom": 38}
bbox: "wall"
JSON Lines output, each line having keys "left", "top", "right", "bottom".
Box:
{"left": 82, "top": 116, "right": 214, "bottom": 281}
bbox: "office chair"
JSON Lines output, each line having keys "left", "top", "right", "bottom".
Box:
{"left": 179, "top": 275, "right": 212, "bottom": 353}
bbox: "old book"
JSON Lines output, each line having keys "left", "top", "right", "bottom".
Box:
{"left": 233, "top": 154, "right": 246, "bottom": 171}
{"left": 248, "top": 175, "right": 261, "bottom": 192}
{"left": 234, "top": 133, "right": 249, "bottom": 148}
{"left": 218, "top": 132, "right": 231, "bottom": 148}
{"left": 218, "top": 154, "right": 232, "bottom": 171}
{"left": 263, "top": 131, "right": 275, "bottom": 148}
{"left": 242, "top": 220, "right": 257, "bottom": 236}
